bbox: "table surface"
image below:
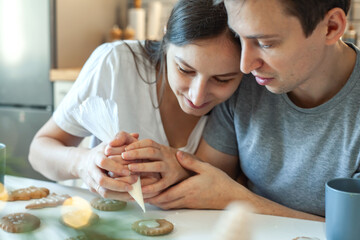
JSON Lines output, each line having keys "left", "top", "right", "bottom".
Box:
{"left": 0, "top": 175, "right": 326, "bottom": 240}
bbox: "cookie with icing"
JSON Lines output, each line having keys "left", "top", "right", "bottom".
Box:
{"left": 26, "top": 193, "right": 71, "bottom": 209}
{"left": 90, "top": 197, "right": 127, "bottom": 211}
{"left": 0, "top": 213, "right": 40, "bottom": 233}
{"left": 132, "top": 219, "right": 174, "bottom": 236}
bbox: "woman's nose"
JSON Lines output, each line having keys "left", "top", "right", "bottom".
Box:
{"left": 188, "top": 76, "right": 207, "bottom": 106}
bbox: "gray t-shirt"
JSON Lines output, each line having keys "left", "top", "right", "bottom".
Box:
{"left": 203, "top": 44, "right": 360, "bottom": 216}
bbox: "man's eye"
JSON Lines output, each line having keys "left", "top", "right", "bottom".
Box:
{"left": 258, "top": 42, "right": 273, "bottom": 49}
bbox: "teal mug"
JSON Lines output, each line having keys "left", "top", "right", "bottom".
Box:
{"left": 325, "top": 178, "right": 360, "bottom": 240}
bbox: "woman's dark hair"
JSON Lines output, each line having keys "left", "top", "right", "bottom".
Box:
{"left": 128, "top": 0, "right": 239, "bottom": 108}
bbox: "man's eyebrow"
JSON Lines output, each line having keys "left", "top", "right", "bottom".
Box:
{"left": 228, "top": 26, "right": 279, "bottom": 39}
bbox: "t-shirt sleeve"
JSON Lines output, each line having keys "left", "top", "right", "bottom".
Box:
{"left": 53, "top": 43, "right": 116, "bottom": 137}
{"left": 203, "top": 88, "right": 239, "bottom": 156}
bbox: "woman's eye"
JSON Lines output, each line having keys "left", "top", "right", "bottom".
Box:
{"left": 177, "top": 66, "right": 193, "bottom": 74}
{"left": 214, "top": 77, "right": 233, "bottom": 83}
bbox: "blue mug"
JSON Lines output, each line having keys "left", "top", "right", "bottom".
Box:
{"left": 325, "top": 178, "right": 360, "bottom": 240}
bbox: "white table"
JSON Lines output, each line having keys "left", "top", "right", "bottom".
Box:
{"left": 0, "top": 176, "right": 326, "bottom": 240}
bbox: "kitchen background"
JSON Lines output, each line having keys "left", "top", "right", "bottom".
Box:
{"left": 0, "top": 0, "right": 359, "bottom": 181}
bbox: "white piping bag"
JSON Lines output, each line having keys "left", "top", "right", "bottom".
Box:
{"left": 72, "top": 96, "right": 145, "bottom": 212}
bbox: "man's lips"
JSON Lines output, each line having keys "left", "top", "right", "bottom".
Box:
{"left": 185, "top": 97, "right": 210, "bottom": 109}
{"left": 255, "top": 76, "right": 274, "bottom": 86}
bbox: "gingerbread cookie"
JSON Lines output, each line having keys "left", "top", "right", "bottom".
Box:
{"left": 132, "top": 219, "right": 174, "bottom": 236}
{"left": 90, "top": 197, "right": 127, "bottom": 211}
{"left": 0, "top": 213, "right": 40, "bottom": 233}
{"left": 60, "top": 211, "right": 99, "bottom": 229}
{"left": 26, "top": 193, "right": 71, "bottom": 209}
{"left": 2, "top": 186, "right": 49, "bottom": 201}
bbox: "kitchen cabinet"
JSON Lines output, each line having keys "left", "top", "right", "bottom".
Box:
{"left": 50, "top": 68, "right": 79, "bottom": 109}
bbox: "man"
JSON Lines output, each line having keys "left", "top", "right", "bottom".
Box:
{"left": 147, "top": 0, "right": 358, "bottom": 221}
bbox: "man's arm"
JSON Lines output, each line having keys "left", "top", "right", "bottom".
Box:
{"left": 193, "top": 138, "right": 325, "bottom": 221}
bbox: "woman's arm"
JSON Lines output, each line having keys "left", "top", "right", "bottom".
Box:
{"left": 29, "top": 118, "right": 137, "bottom": 199}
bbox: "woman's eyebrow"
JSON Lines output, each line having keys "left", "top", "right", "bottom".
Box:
{"left": 175, "top": 56, "right": 195, "bottom": 69}
{"left": 215, "top": 72, "right": 240, "bottom": 77}
{"left": 175, "top": 56, "right": 239, "bottom": 77}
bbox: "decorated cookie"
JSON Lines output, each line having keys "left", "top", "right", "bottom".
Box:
{"left": 1, "top": 186, "right": 49, "bottom": 201}
{"left": 132, "top": 219, "right": 174, "bottom": 236}
{"left": 0, "top": 213, "right": 40, "bottom": 233}
{"left": 60, "top": 211, "right": 99, "bottom": 229}
{"left": 90, "top": 197, "right": 127, "bottom": 211}
{"left": 26, "top": 193, "right": 71, "bottom": 209}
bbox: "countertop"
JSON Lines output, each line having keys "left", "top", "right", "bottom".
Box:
{"left": 0, "top": 176, "right": 327, "bottom": 239}
{"left": 50, "top": 68, "right": 81, "bottom": 82}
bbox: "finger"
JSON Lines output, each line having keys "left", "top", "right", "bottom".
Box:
{"left": 152, "top": 197, "right": 186, "bottom": 210}
{"left": 142, "top": 178, "right": 170, "bottom": 194}
{"left": 140, "top": 175, "right": 160, "bottom": 186}
{"left": 109, "top": 131, "right": 138, "bottom": 147}
{"left": 97, "top": 189, "right": 134, "bottom": 201}
{"left": 128, "top": 161, "right": 166, "bottom": 173}
{"left": 95, "top": 155, "right": 131, "bottom": 176}
{"left": 92, "top": 174, "right": 136, "bottom": 192}
{"left": 104, "top": 145, "right": 127, "bottom": 156}
{"left": 147, "top": 181, "right": 187, "bottom": 206}
{"left": 122, "top": 147, "right": 162, "bottom": 161}
{"left": 125, "top": 139, "right": 160, "bottom": 151}
{"left": 147, "top": 189, "right": 185, "bottom": 210}
{"left": 176, "top": 151, "right": 206, "bottom": 174}
{"left": 130, "top": 133, "right": 139, "bottom": 139}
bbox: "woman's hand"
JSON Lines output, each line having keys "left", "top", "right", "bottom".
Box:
{"left": 121, "top": 139, "right": 191, "bottom": 196}
{"left": 76, "top": 131, "right": 139, "bottom": 200}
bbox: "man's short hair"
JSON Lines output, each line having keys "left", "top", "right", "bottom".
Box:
{"left": 213, "top": 0, "right": 352, "bottom": 37}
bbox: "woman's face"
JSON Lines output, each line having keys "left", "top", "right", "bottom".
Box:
{"left": 166, "top": 33, "right": 243, "bottom": 116}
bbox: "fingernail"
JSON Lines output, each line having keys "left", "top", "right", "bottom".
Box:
{"left": 128, "top": 164, "right": 136, "bottom": 171}
{"left": 121, "top": 152, "right": 127, "bottom": 159}
{"left": 177, "top": 151, "right": 184, "bottom": 160}
{"left": 104, "top": 145, "right": 110, "bottom": 155}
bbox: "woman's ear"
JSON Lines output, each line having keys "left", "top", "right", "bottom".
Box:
{"left": 324, "top": 8, "right": 347, "bottom": 45}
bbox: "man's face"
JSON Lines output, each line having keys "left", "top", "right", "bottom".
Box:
{"left": 224, "top": 0, "right": 327, "bottom": 95}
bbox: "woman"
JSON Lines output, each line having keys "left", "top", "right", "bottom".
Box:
{"left": 29, "top": 0, "right": 242, "bottom": 200}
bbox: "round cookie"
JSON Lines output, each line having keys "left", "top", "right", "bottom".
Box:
{"left": 132, "top": 219, "right": 174, "bottom": 236}
{"left": 90, "top": 197, "right": 127, "bottom": 211}
{"left": 0, "top": 213, "right": 40, "bottom": 233}
{"left": 60, "top": 211, "right": 99, "bottom": 229}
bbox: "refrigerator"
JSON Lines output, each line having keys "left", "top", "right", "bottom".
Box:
{"left": 0, "top": 0, "right": 55, "bottom": 181}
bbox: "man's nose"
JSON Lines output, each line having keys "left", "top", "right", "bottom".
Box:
{"left": 240, "top": 42, "right": 263, "bottom": 74}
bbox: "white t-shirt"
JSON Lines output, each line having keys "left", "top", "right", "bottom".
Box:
{"left": 53, "top": 40, "right": 207, "bottom": 154}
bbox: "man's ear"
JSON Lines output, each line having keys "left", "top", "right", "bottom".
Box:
{"left": 324, "top": 8, "right": 347, "bottom": 45}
